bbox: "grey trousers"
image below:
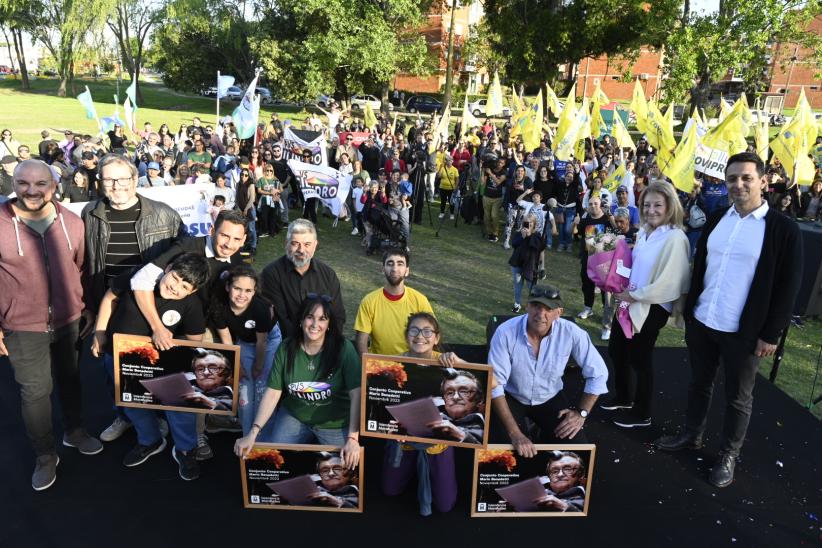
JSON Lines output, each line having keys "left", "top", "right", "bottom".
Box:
{"left": 4, "top": 320, "right": 84, "bottom": 456}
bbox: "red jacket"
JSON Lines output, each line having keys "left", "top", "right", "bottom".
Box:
{"left": 451, "top": 148, "right": 472, "bottom": 172}
{"left": 384, "top": 159, "right": 407, "bottom": 174}
{"left": 0, "top": 200, "right": 87, "bottom": 332}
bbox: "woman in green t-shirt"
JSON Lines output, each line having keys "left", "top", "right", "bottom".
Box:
{"left": 234, "top": 295, "right": 361, "bottom": 468}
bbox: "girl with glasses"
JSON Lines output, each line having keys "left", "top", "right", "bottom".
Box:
{"left": 382, "top": 313, "right": 467, "bottom": 515}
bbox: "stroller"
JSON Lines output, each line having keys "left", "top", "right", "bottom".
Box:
{"left": 366, "top": 204, "right": 408, "bottom": 255}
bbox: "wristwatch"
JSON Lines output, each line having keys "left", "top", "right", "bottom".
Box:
{"left": 573, "top": 407, "right": 589, "bottom": 419}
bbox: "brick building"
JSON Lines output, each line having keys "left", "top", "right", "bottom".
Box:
{"left": 571, "top": 47, "right": 664, "bottom": 101}
{"left": 766, "top": 13, "right": 822, "bottom": 109}
{"left": 392, "top": 1, "right": 485, "bottom": 95}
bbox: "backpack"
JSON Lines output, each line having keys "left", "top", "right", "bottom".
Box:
{"left": 688, "top": 202, "right": 706, "bottom": 229}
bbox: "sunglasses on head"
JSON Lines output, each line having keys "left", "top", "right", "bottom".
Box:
{"left": 307, "top": 292, "right": 332, "bottom": 303}
{"left": 530, "top": 286, "right": 560, "bottom": 300}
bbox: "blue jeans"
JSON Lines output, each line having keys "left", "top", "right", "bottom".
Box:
{"left": 105, "top": 353, "right": 197, "bottom": 451}
{"left": 559, "top": 206, "right": 576, "bottom": 248}
{"left": 103, "top": 353, "right": 129, "bottom": 423}
{"left": 247, "top": 206, "right": 257, "bottom": 249}
{"left": 511, "top": 266, "right": 533, "bottom": 305}
{"left": 686, "top": 229, "right": 701, "bottom": 259}
{"left": 262, "top": 405, "right": 348, "bottom": 446}
{"left": 238, "top": 324, "right": 282, "bottom": 437}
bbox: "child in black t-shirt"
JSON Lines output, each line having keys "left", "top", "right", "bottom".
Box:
{"left": 211, "top": 265, "right": 281, "bottom": 436}
{"left": 91, "top": 252, "right": 210, "bottom": 481}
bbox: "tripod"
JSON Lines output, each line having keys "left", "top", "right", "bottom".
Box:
{"left": 410, "top": 163, "right": 433, "bottom": 229}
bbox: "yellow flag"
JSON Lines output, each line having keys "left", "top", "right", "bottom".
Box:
{"left": 590, "top": 82, "right": 608, "bottom": 138}
{"left": 591, "top": 82, "right": 609, "bottom": 105}
{"left": 703, "top": 107, "right": 740, "bottom": 152}
{"left": 433, "top": 103, "right": 451, "bottom": 148}
{"left": 612, "top": 111, "right": 636, "bottom": 150}
{"left": 663, "top": 103, "right": 675, "bottom": 134}
{"left": 574, "top": 97, "right": 592, "bottom": 160}
{"left": 795, "top": 87, "right": 819, "bottom": 148}
{"left": 554, "top": 96, "right": 588, "bottom": 161}
{"left": 545, "top": 82, "right": 563, "bottom": 118}
{"left": 603, "top": 163, "right": 627, "bottom": 193}
{"left": 553, "top": 84, "right": 577, "bottom": 154}
{"left": 523, "top": 90, "right": 544, "bottom": 151}
{"left": 755, "top": 117, "right": 769, "bottom": 163}
{"left": 661, "top": 123, "right": 699, "bottom": 193}
{"left": 630, "top": 79, "right": 648, "bottom": 133}
{"left": 645, "top": 100, "right": 675, "bottom": 154}
{"left": 486, "top": 72, "right": 504, "bottom": 117}
{"left": 364, "top": 103, "right": 377, "bottom": 130}
{"left": 511, "top": 85, "right": 524, "bottom": 114}
{"left": 719, "top": 98, "right": 733, "bottom": 122}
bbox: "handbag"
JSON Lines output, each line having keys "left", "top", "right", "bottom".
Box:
{"left": 688, "top": 202, "right": 706, "bottom": 229}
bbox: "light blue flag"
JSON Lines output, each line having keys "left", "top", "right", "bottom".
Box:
{"left": 125, "top": 74, "right": 138, "bottom": 111}
{"left": 77, "top": 86, "right": 97, "bottom": 120}
{"left": 217, "top": 74, "right": 235, "bottom": 99}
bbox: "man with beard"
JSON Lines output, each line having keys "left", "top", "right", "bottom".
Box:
{"left": 1, "top": 159, "right": 102, "bottom": 491}
{"left": 260, "top": 219, "right": 345, "bottom": 339}
{"left": 354, "top": 248, "right": 433, "bottom": 356}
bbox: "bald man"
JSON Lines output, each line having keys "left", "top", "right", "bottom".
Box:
{"left": 0, "top": 159, "right": 102, "bottom": 491}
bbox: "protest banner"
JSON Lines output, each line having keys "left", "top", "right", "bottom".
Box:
{"left": 61, "top": 183, "right": 216, "bottom": 237}
{"left": 471, "top": 444, "right": 596, "bottom": 517}
{"left": 694, "top": 143, "right": 729, "bottom": 180}
{"left": 338, "top": 131, "right": 370, "bottom": 148}
{"left": 240, "top": 443, "right": 364, "bottom": 513}
{"left": 287, "top": 159, "right": 351, "bottom": 217}
{"left": 359, "top": 354, "right": 492, "bottom": 449}
{"left": 113, "top": 334, "right": 240, "bottom": 416}
{"left": 282, "top": 126, "right": 328, "bottom": 166}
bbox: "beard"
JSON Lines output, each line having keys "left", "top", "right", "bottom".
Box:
{"left": 286, "top": 248, "right": 312, "bottom": 269}
{"left": 384, "top": 272, "right": 406, "bottom": 288}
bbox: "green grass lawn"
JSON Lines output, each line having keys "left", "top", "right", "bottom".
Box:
{"left": 2, "top": 76, "right": 821, "bottom": 419}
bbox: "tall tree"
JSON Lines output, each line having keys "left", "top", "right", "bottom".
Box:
{"left": 0, "top": 0, "right": 42, "bottom": 89}
{"left": 662, "top": 0, "right": 822, "bottom": 109}
{"left": 29, "top": 0, "right": 114, "bottom": 96}
{"left": 250, "top": 0, "right": 433, "bottom": 107}
{"left": 482, "top": 0, "right": 681, "bottom": 91}
{"left": 107, "top": 0, "right": 167, "bottom": 103}
{"left": 149, "top": 0, "right": 256, "bottom": 93}
{"left": 441, "top": 0, "right": 458, "bottom": 108}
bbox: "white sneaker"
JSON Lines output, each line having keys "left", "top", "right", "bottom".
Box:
{"left": 100, "top": 417, "right": 132, "bottom": 442}
{"left": 350, "top": 228, "right": 359, "bottom": 236}
{"left": 159, "top": 418, "right": 169, "bottom": 438}
{"left": 438, "top": 213, "right": 445, "bottom": 219}
{"left": 601, "top": 328, "right": 611, "bottom": 341}
{"left": 503, "top": 241, "right": 511, "bottom": 250}
{"left": 577, "top": 307, "right": 593, "bottom": 320}
{"left": 450, "top": 214, "right": 455, "bottom": 220}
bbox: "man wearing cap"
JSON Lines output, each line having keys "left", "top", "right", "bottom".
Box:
{"left": 610, "top": 185, "right": 639, "bottom": 229}
{"left": 137, "top": 162, "right": 166, "bottom": 187}
{"left": 488, "top": 285, "right": 609, "bottom": 456}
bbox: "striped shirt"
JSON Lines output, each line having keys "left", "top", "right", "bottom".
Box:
{"left": 104, "top": 201, "right": 143, "bottom": 284}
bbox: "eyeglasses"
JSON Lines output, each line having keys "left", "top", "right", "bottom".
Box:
{"left": 241, "top": 172, "right": 250, "bottom": 177}
{"left": 307, "top": 293, "right": 332, "bottom": 303}
{"left": 318, "top": 465, "right": 345, "bottom": 478}
{"left": 407, "top": 327, "right": 436, "bottom": 339}
{"left": 264, "top": 169, "right": 274, "bottom": 173}
{"left": 1, "top": 132, "right": 10, "bottom": 137}
{"left": 548, "top": 465, "right": 580, "bottom": 478}
{"left": 101, "top": 177, "right": 133, "bottom": 189}
{"left": 194, "top": 364, "right": 227, "bottom": 376}
{"left": 443, "top": 388, "right": 476, "bottom": 400}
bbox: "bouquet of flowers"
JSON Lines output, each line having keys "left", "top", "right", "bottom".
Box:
{"left": 585, "top": 232, "right": 632, "bottom": 293}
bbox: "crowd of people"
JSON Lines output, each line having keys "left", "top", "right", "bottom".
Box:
{"left": 0, "top": 94, "right": 815, "bottom": 508}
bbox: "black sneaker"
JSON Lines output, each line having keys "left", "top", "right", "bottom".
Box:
{"left": 172, "top": 446, "right": 200, "bottom": 481}
{"left": 123, "top": 438, "right": 167, "bottom": 467}
{"left": 599, "top": 401, "right": 634, "bottom": 411}
{"left": 613, "top": 411, "right": 651, "bottom": 428}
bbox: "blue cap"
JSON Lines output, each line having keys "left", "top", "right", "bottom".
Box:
{"left": 147, "top": 162, "right": 160, "bottom": 171}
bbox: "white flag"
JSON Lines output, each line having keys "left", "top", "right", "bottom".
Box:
{"left": 232, "top": 73, "right": 260, "bottom": 139}
{"left": 287, "top": 159, "right": 351, "bottom": 217}
{"left": 217, "top": 75, "right": 235, "bottom": 99}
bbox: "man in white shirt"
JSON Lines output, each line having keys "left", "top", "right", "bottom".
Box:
{"left": 655, "top": 152, "right": 802, "bottom": 488}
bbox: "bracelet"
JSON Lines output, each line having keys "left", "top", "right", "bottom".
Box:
{"left": 251, "top": 423, "right": 262, "bottom": 432}
{"left": 347, "top": 434, "right": 359, "bottom": 441}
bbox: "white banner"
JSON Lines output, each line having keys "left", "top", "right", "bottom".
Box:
{"left": 282, "top": 126, "right": 328, "bottom": 166}
{"left": 63, "top": 183, "right": 216, "bottom": 237}
{"left": 287, "top": 159, "right": 351, "bottom": 217}
{"left": 694, "top": 143, "right": 728, "bottom": 180}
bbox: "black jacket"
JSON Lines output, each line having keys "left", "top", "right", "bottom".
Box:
{"left": 684, "top": 206, "right": 803, "bottom": 348}
{"left": 82, "top": 195, "right": 186, "bottom": 309}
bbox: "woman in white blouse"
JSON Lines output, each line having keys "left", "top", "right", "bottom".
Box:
{"left": 602, "top": 182, "right": 691, "bottom": 430}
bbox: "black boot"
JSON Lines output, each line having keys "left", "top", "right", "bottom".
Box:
{"left": 654, "top": 431, "right": 703, "bottom": 451}
{"left": 708, "top": 452, "right": 736, "bottom": 488}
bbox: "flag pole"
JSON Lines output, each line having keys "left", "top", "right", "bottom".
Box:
{"left": 216, "top": 70, "right": 221, "bottom": 126}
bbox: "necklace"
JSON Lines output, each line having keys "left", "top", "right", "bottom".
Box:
{"left": 301, "top": 344, "right": 321, "bottom": 371}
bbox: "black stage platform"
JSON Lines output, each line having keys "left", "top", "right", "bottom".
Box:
{"left": 1, "top": 346, "right": 820, "bottom": 547}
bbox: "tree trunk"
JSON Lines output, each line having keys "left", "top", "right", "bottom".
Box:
{"left": 380, "top": 84, "right": 390, "bottom": 115}
{"left": 12, "top": 29, "right": 31, "bottom": 90}
{"left": 441, "top": 0, "right": 458, "bottom": 108}
{"left": 2, "top": 27, "right": 16, "bottom": 73}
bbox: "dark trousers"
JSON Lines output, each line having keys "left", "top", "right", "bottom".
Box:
{"left": 490, "top": 392, "right": 588, "bottom": 444}
{"left": 302, "top": 197, "right": 318, "bottom": 224}
{"left": 4, "top": 320, "right": 84, "bottom": 456}
{"left": 439, "top": 189, "right": 454, "bottom": 214}
{"left": 684, "top": 319, "right": 760, "bottom": 456}
{"left": 580, "top": 258, "right": 603, "bottom": 309}
{"left": 607, "top": 304, "right": 670, "bottom": 418}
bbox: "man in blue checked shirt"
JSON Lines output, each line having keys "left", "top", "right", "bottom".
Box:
{"left": 488, "top": 285, "right": 609, "bottom": 457}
